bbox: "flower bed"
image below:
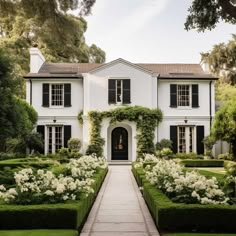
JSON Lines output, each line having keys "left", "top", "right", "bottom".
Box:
{"left": 132, "top": 163, "right": 236, "bottom": 232}
{"left": 0, "top": 167, "right": 107, "bottom": 230}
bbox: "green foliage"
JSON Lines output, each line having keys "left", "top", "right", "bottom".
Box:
{"left": 218, "top": 153, "right": 233, "bottom": 160}
{"left": 173, "top": 153, "right": 203, "bottom": 160}
{"left": 185, "top": 0, "right": 236, "bottom": 31}
{"left": 215, "top": 83, "right": 236, "bottom": 102}
{"left": 0, "top": 0, "right": 105, "bottom": 78}
{"left": 68, "top": 138, "right": 81, "bottom": 152}
{"left": 85, "top": 106, "right": 163, "bottom": 157}
{"left": 202, "top": 35, "right": 236, "bottom": 85}
{"left": 77, "top": 110, "right": 83, "bottom": 125}
{"left": 203, "top": 135, "right": 215, "bottom": 157}
{"left": 0, "top": 168, "right": 107, "bottom": 230}
{"left": 159, "top": 148, "right": 173, "bottom": 157}
{"left": 211, "top": 99, "right": 236, "bottom": 159}
{"left": 181, "top": 159, "right": 224, "bottom": 167}
{"left": 156, "top": 139, "right": 173, "bottom": 151}
{"left": 0, "top": 230, "right": 78, "bottom": 236}
{"left": 0, "top": 52, "right": 38, "bottom": 151}
{"left": 132, "top": 165, "right": 236, "bottom": 233}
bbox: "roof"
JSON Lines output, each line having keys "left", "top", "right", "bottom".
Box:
{"left": 24, "top": 61, "right": 216, "bottom": 80}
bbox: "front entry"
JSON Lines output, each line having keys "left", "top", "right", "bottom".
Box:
{"left": 112, "top": 127, "right": 128, "bottom": 160}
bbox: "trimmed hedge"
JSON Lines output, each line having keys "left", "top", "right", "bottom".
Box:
{"left": 0, "top": 168, "right": 107, "bottom": 230}
{"left": 181, "top": 159, "right": 224, "bottom": 167}
{"left": 132, "top": 164, "right": 236, "bottom": 233}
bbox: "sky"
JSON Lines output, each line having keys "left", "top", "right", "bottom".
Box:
{"left": 84, "top": 0, "right": 236, "bottom": 64}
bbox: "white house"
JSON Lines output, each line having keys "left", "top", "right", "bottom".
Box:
{"left": 24, "top": 48, "right": 217, "bottom": 162}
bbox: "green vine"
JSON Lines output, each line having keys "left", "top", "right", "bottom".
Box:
{"left": 83, "top": 106, "right": 163, "bottom": 158}
{"left": 77, "top": 110, "right": 83, "bottom": 125}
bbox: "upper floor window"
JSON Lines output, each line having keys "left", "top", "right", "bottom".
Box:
{"left": 177, "top": 85, "right": 190, "bottom": 107}
{"left": 108, "top": 79, "right": 131, "bottom": 104}
{"left": 42, "top": 83, "right": 71, "bottom": 107}
{"left": 51, "top": 84, "right": 63, "bottom": 106}
{"left": 170, "top": 84, "right": 199, "bottom": 108}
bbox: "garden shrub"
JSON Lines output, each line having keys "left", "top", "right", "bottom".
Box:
{"left": 181, "top": 159, "right": 224, "bottom": 167}
{"left": 218, "top": 153, "right": 233, "bottom": 160}
{"left": 132, "top": 165, "right": 236, "bottom": 232}
{"left": 68, "top": 138, "right": 81, "bottom": 152}
{"left": 0, "top": 168, "right": 107, "bottom": 230}
{"left": 174, "top": 153, "right": 203, "bottom": 160}
{"left": 156, "top": 139, "right": 173, "bottom": 151}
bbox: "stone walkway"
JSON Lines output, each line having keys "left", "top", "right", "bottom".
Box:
{"left": 80, "top": 166, "right": 160, "bottom": 236}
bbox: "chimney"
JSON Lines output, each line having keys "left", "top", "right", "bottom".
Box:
{"left": 29, "top": 48, "right": 45, "bottom": 73}
{"left": 200, "top": 60, "right": 210, "bottom": 73}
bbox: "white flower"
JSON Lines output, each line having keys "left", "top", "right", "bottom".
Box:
{"left": 44, "top": 190, "right": 54, "bottom": 196}
{"left": 55, "top": 184, "right": 65, "bottom": 194}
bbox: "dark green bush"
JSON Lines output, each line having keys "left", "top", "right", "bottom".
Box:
{"left": 0, "top": 153, "right": 25, "bottom": 161}
{"left": 156, "top": 139, "right": 173, "bottom": 151}
{"left": 0, "top": 168, "right": 108, "bottom": 230}
{"left": 132, "top": 165, "right": 236, "bottom": 233}
{"left": 181, "top": 159, "right": 224, "bottom": 167}
{"left": 174, "top": 153, "right": 203, "bottom": 160}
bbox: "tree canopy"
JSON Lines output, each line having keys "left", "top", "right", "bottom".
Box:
{"left": 0, "top": 0, "right": 105, "bottom": 74}
{"left": 185, "top": 0, "right": 236, "bottom": 31}
{"left": 211, "top": 99, "right": 236, "bottom": 159}
{"left": 0, "top": 50, "right": 37, "bottom": 151}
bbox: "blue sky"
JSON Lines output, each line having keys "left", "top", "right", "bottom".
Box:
{"left": 84, "top": 0, "right": 236, "bottom": 63}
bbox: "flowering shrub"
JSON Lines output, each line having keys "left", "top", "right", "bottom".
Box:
{"left": 0, "top": 155, "right": 107, "bottom": 204}
{"left": 145, "top": 159, "right": 228, "bottom": 205}
{"left": 134, "top": 153, "right": 158, "bottom": 168}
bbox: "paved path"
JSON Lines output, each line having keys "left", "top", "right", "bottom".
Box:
{"left": 80, "top": 166, "right": 160, "bottom": 236}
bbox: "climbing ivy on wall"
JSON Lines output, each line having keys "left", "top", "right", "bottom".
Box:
{"left": 82, "top": 106, "right": 163, "bottom": 158}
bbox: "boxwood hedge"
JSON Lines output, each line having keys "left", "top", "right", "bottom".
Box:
{"left": 132, "top": 164, "right": 236, "bottom": 233}
{"left": 181, "top": 159, "right": 224, "bottom": 167}
{"left": 0, "top": 168, "right": 107, "bottom": 230}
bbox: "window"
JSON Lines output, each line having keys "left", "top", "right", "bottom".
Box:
{"left": 47, "top": 126, "right": 63, "bottom": 154}
{"left": 170, "top": 84, "right": 199, "bottom": 108}
{"left": 51, "top": 84, "right": 63, "bottom": 106}
{"left": 42, "top": 83, "right": 71, "bottom": 107}
{"left": 177, "top": 85, "right": 190, "bottom": 107}
{"left": 108, "top": 79, "right": 130, "bottom": 104}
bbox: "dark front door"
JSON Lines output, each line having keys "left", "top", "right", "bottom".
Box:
{"left": 112, "top": 127, "right": 128, "bottom": 160}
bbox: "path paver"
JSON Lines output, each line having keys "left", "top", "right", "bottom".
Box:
{"left": 80, "top": 166, "right": 160, "bottom": 236}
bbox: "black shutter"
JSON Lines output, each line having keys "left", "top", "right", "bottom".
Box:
{"left": 170, "top": 84, "right": 177, "bottom": 107}
{"left": 197, "top": 126, "right": 204, "bottom": 154}
{"left": 36, "top": 125, "right": 45, "bottom": 154}
{"left": 42, "top": 84, "right": 49, "bottom": 107}
{"left": 123, "top": 79, "right": 131, "bottom": 104}
{"left": 108, "top": 79, "right": 116, "bottom": 104}
{"left": 192, "top": 84, "right": 199, "bottom": 108}
{"left": 64, "top": 125, "right": 71, "bottom": 148}
{"left": 64, "top": 84, "right": 71, "bottom": 107}
{"left": 170, "top": 126, "right": 178, "bottom": 153}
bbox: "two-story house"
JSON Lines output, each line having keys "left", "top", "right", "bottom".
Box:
{"left": 24, "top": 48, "right": 217, "bottom": 161}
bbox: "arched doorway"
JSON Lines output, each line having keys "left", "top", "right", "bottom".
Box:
{"left": 111, "top": 127, "right": 128, "bottom": 160}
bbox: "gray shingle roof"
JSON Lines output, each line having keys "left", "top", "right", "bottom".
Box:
{"left": 24, "top": 62, "right": 216, "bottom": 79}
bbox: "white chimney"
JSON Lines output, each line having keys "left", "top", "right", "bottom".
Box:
{"left": 29, "top": 48, "right": 45, "bottom": 73}
{"left": 200, "top": 60, "right": 210, "bottom": 73}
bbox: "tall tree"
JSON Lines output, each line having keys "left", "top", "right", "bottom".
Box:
{"left": 211, "top": 100, "right": 236, "bottom": 160}
{"left": 0, "top": 0, "right": 105, "bottom": 73}
{"left": 201, "top": 34, "right": 236, "bottom": 85}
{"left": 0, "top": 50, "right": 37, "bottom": 151}
{"left": 185, "top": 0, "right": 236, "bottom": 31}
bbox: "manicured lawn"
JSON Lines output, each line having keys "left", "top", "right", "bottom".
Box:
{"left": 0, "top": 230, "right": 78, "bottom": 236}
{"left": 163, "top": 233, "right": 236, "bottom": 236}
{"left": 195, "top": 167, "right": 226, "bottom": 174}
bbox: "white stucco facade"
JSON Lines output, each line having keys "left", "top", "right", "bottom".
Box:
{"left": 25, "top": 48, "right": 218, "bottom": 161}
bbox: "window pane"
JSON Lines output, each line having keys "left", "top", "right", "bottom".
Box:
{"left": 178, "top": 126, "right": 186, "bottom": 153}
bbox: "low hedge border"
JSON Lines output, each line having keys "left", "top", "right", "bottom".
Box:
{"left": 0, "top": 168, "right": 108, "bottom": 230}
{"left": 132, "top": 164, "right": 236, "bottom": 233}
{"left": 181, "top": 159, "right": 224, "bottom": 167}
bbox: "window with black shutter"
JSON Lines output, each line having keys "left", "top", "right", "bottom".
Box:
{"left": 64, "top": 84, "right": 71, "bottom": 107}
{"left": 123, "top": 79, "right": 131, "bottom": 104}
{"left": 42, "top": 84, "right": 49, "bottom": 107}
{"left": 192, "top": 84, "right": 199, "bottom": 108}
{"left": 64, "top": 125, "right": 71, "bottom": 148}
{"left": 170, "top": 84, "right": 177, "bottom": 107}
{"left": 36, "top": 125, "right": 45, "bottom": 154}
{"left": 170, "top": 126, "right": 178, "bottom": 153}
{"left": 197, "top": 126, "right": 204, "bottom": 154}
{"left": 108, "top": 79, "right": 116, "bottom": 104}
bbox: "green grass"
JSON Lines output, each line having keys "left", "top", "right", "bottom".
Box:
{"left": 0, "top": 230, "right": 78, "bottom": 236}
{"left": 163, "top": 234, "right": 236, "bottom": 236}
